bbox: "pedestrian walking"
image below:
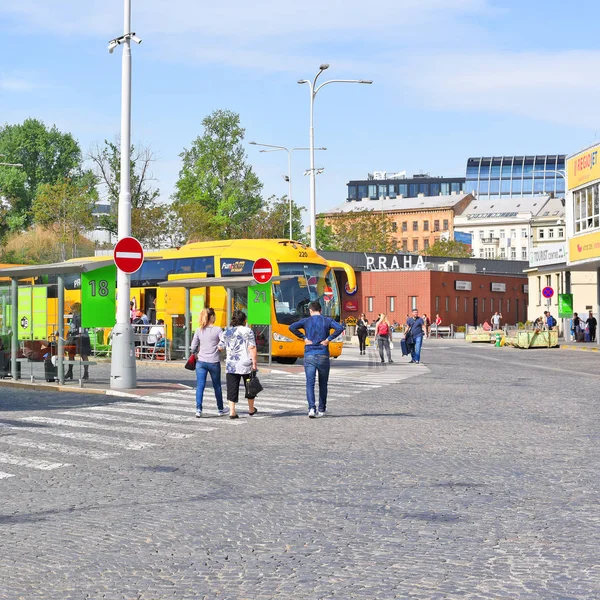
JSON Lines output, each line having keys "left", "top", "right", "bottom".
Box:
{"left": 422, "top": 313, "right": 431, "bottom": 338}
{"left": 491, "top": 311, "right": 502, "bottom": 330}
{"left": 572, "top": 312, "right": 582, "bottom": 342}
{"left": 375, "top": 313, "right": 393, "bottom": 363}
{"left": 219, "top": 310, "right": 258, "bottom": 419}
{"left": 289, "top": 301, "right": 344, "bottom": 418}
{"left": 357, "top": 313, "right": 369, "bottom": 355}
{"left": 405, "top": 308, "right": 425, "bottom": 364}
{"left": 586, "top": 311, "right": 597, "bottom": 342}
{"left": 65, "top": 302, "right": 91, "bottom": 380}
{"left": 190, "top": 307, "right": 225, "bottom": 418}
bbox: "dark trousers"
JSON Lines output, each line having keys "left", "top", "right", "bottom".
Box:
{"left": 226, "top": 372, "right": 251, "bottom": 403}
{"left": 590, "top": 327, "right": 597, "bottom": 342}
{"left": 357, "top": 330, "right": 368, "bottom": 352}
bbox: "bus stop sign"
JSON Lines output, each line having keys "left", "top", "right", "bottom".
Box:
{"left": 252, "top": 258, "right": 273, "bottom": 284}
{"left": 114, "top": 236, "right": 144, "bottom": 274}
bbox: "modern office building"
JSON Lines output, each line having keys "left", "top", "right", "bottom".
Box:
{"left": 465, "top": 155, "right": 566, "bottom": 201}
{"left": 346, "top": 172, "right": 466, "bottom": 202}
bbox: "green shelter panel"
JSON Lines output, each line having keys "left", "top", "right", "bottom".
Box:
{"left": 81, "top": 265, "right": 117, "bottom": 328}
{"left": 247, "top": 283, "right": 272, "bottom": 326}
{"left": 191, "top": 294, "right": 205, "bottom": 329}
{"left": 32, "top": 286, "right": 48, "bottom": 340}
{"left": 17, "top": 287, "right": 32, "bottom": 340}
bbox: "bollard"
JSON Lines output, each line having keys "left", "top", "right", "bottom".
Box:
{"left": 495, "top": 332, "right": 501, "bottom": 347}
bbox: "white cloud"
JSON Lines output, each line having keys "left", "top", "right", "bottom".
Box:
{"left": 0, "top": 78, "right": 36, "bottom": 92}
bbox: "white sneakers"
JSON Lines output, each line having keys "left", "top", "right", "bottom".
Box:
{"left": 308, "top": 408, "right": 316, "bottom": 418}
{"left": 195, "top": 410, "right": 202, "bottom": 418}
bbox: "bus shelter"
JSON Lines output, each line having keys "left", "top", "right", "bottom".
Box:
{"left": 158, "top": 275, "right": 296, "bottom": 364}
{"left": 0, "top": 259, "right": 114, "bottom": 383}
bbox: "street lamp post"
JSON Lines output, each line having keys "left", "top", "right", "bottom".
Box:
{"left": 249, "top": 142, "right": 325, "bottom": 239}
{"left": 108, "top": 0, "right": 142, "bottom": 390}
{"left": 298, "top": 64, "right": 372, "bottom": 250}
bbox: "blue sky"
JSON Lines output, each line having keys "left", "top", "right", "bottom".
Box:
{"left": 1, "top": 0, "right": 600, "bottom": 223}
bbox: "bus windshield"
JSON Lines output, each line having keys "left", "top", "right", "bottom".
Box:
{"left": 273, "top": 263, "right": 340, "bottom": 325}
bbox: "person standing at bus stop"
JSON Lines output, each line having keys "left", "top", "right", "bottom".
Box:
{"left": 290, "top": 301, "right": 344, "bottom": 418}
{"left": 190, "top": 307, "right": 225, "bottom": 417}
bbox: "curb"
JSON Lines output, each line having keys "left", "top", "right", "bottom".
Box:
{"left": 559, "top": 344, "right": 600, "bottom": 353}
{"left": 0, "top": 379, "right": 107, "bottom": 395}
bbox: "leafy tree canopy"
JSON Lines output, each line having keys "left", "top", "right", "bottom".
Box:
{"left": 251, "top": 195, "right": 304, "bottom": 240}
{"left": 172, "top": 109, "right": 263, "bottom": 241}
{"left": 421, "top": 239, "right": 472, "bottom": 258}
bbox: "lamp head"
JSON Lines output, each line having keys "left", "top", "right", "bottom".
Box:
{"left": 359, "top": 80, "right": 373, "bottom": 84}
{"left": 297, "top": 79, "right": 308, "bottom": 84}
{"left": 319, "top": 63, "right": 330, "bottom": 71}
{"left": 249, "top": 141, "right": 256, "bottom": 145}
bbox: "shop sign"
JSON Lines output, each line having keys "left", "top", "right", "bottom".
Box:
{"left": 454, "top": 280, "right": 472, "bottom": 291}
{"left": 558, "top": 293, "right": 573, "bottom": 318}
{"left": 344, "top": 281, "right": 357, "bottom": 296}
{"left": 365, "top": 254, "right": 427, "bottom": 271}
{"left": 568, "top": 143, "right": 600, "bottom": 190}
{"left": 491, "top": 282, "right": 506, "bottom": 292}
{"left": 569, "top": 231, "right": 600, "bottom": 263}
{"left": 344, "top": 300, "right": 359, "bottom": 312}
{"left": 529, "top": 242, "right": 566, "bottom": 268}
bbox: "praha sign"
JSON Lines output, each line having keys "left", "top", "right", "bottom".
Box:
{"left": 366, "top": 254, "right": 427, "bottom": 271}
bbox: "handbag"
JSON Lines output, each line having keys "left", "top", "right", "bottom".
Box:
{"left": 245, "top": 370, "right": 263, "bottom": 398}
{"left": 184, "top": 353, "right": 197, "bottom": 371}
{"left": 389, "top": 341, "right": 394, "bottom": 350}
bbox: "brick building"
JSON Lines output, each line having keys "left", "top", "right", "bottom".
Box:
{"left": 323, "top": 252, "right": 528, "bottom": 327}
{"left": 322, "top": 193, "right": 474, "bottom": 253}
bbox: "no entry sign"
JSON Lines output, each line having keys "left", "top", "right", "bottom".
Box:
{"left": 542, "top": 286, "right": 554, "bottom": 299}
{"left": 113, "top": 236, "right": 144, "bottom": 274}
{"left": 252, "top": 258, "right": 273, "bottom": 284}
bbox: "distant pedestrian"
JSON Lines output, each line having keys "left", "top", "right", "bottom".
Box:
{"left": 572, "top": 312, "right": 582, "bottom": 342}
{"left": 191, "top": 307, "right": 225, "bottom": 418}
{"left": 586, "top": 311, "right": 597, "bottom": 342}
{"left": 405, "top": 308, "right": 425, "bottom": 364}
{"left": 219, "top": 310, "right": 258, "bottom": 419}
{"left": 545, "top": 311, "right": 557, "bottom": 331}
{"left": 357, "top": 313, "right": 369, "bottom": 355}
{"left": 289, "top": 301, "right": 344, "bottom": 418}
{"left": 375, "top": 313, "right": 393, "bottom": 363}
{"left": 491, "top": 311, "right": 502, "bottom": 331}
{"left": 434, "top": 314, "right": 442, "bottom": 337}
{"left": 422, "top": 313, "right": 431, "bottom": 338}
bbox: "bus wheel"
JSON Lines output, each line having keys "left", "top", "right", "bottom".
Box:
{"left": 274, "top": 357, "right": 297, "bottom": 365}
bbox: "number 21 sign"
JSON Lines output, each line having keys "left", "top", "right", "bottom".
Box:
{"left": 81, "top": 265, "right": 117, "bottom": 328}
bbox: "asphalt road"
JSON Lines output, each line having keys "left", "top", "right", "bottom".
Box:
{"left": 0, "top": 340, "right": 598, "bottom": 599}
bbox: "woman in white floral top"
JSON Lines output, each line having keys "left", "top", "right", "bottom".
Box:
{"left": 218, "top": 310, "right": 258, "bottom": 419}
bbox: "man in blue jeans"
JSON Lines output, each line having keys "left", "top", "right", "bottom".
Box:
{"left": 290, "top": 301, "right": 345, "bottom": 418}
{"left": 405, "top": 308, "right": 425, "bottom": 364}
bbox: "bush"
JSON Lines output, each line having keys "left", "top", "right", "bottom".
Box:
{"left": 455, "top": 325, "right": 466, "bottom": 333}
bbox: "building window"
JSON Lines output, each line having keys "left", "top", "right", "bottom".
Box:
{"left": 490, "top": 298, "right": 494, "bottom": 312}
{"left": 465, "top": 297, "right": 469, "bottom": 312}
{"left": 521, "top": 248, "right": 527, "bottom": 259}
{"left": 348, "top": 185, "right": 358, "bottom": 200}
{"left": 434, "top": 220, "right": 440, "bottom": 232}
{"left": 402, "top": 221, "right": 407, "bottom": 232}
{"left": 479, "top": 230, "right": 485, "bottom": 239}
{"left": 387, "top": 296, "right": 396, "bottom": 313}
{"left": 500, "top": 248, "right": 506, "bottom": 258}
{"left": 443, "top": 219, "right": 449, "bottom": 230}
{"left": 445, "top": 296, "right": 449, "bottom": 311}
{"left": 498, "top": 299, "right": 502, "bottom": 313}
{"left": 521, "top": 228, "right": 527, "bottom": 238}
{"left": 537, "top": 276, "right": 541, "bottom": 305}
{"left": 539, "top": 229, "right": 544, "bottom": 239}
{"left": 574, "top": 184, "right": 600, "bottom": 233}
{"left": 413, "top": 239, "right": 419, "bottom": 252}
{"left": 368, "top": 184, "right": 377, "bottom": 199}
{"left": 499, "top": 229, "right": 505, "bottom": 238}
{"left": 423, "top": 220, "right": 429, "bottom": 231}
{"left": 479, "top": 249, "right": 484, "bottom": 258}
{"left": 548, "top": 228, "right": 554, "bottom": 238}
{"left": 367, "top": 297, "right": 374, "bottom": 312}
{"left": 558, "top": 227, "right": 564, "bottom": 237}
{"left": 510, "top": 247, "right": 516, "bottom": 259}
{"left": 391, "top": 222, "right": 397, "bottom": 232}
{"left": 402, "top": 239, "right": 408, "bottom": 251}
{"left": 455, "top": 297, "right": 459, "bottom": 312}
{"left": 435, "top": 296, "right": 440, "bottom": 312}
{"left": 399, "top": 184, "right": 408, "bottom": 197}
{"left": 423, "top": 239, "right": 430, "bottom": 250}
{"left": 410, "top": 296, "right": 418, "bottom": 310}
{"left": 482, "top": 298, "right": 486, "bottom": 314}
{"left": 441, "top": 183, "right": 450, "bottom": 195}
{"left": 506, "top": 299, "right": 510, "bottom": 313}
{"left": 488, "top": 230, "right": 494, "bottom": 239}
{"left": 511, "top": 229, "right": 517, "bottom": 238}
{"left": 412, "top": 221, "right": 418, "bottom": 231}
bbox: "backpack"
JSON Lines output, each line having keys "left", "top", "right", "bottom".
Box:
{"left": 547, "top": 315, "right": 556, "bottom": 327}
{"left": 378, "top": 321, "right": 389, "bottom": 336}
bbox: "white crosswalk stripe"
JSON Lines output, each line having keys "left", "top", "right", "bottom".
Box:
{"left": 0, "top": 452, "right": 69, "bottom": 470}
{"left": 0, "top": 471, "right": 15, "bottom": 479}
{"left": 0, "top": 437, "right": 118, "bottom": 460}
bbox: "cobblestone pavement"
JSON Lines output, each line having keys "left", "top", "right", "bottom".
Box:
{"left": 0, "top": 341, "right": 599, "bottom": 599}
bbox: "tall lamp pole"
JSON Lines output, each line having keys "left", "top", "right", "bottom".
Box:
{"left": 298, "top": 64, "right": 372, "bottom": 250}
{"left": 108, "top": 0, "right": 142, "bottom": 389}
{"left": 249, "top": 142, "right": 325, "bottom": 239}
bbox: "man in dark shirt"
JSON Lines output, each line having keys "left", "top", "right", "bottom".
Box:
{"left": 404, "top": 308, "right": 425, "bottom": 364}
{"left": 587, "top": 311, "right": 597, "bottom": 342}
{"left": 289, "top": 301, "right": 344, "bottom": 418}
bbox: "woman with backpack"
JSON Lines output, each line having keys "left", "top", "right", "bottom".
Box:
{"left": 357, "top": 313, "right": 369, "bottom": 355}
{"left": 375, "top": 313, "right": 393, "bottom": 363}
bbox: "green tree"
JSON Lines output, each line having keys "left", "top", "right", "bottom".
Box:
{"left": 31, "top": 177, "right": 97, "bottom": 261}
{"left": 0, "top": 118, "right": 83, "bottom": 233}
{"left": 88, "top": 139, "right": 161, "bottom": 245}
{"left": 251, "top": 195, "right": 304, "bottom": 239}
{"left": 172, "top": 109, "right": 264, "bottom": 241}
{"left": 422, "top": 239, "right": 472, "bottom": 258}
{"left": 321, "top": 211, "right": 397, "bottom": 253}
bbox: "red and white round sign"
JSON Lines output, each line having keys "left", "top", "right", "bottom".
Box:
{"left": 324, "top": 285, "right": 334, "bottom": 303}
{"left": 113, "top": 236, "right": 144, "bottom": 274}
{"left": 252, "top": 258, "right": 273, "bottom": 284}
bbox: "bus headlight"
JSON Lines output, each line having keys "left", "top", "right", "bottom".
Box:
{"left": 273, "top": 333, "right": 294, "bottom": 342}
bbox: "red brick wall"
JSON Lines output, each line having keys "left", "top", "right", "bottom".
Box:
{"left": 336, "top": 270, "right": 528, "bottom": 326}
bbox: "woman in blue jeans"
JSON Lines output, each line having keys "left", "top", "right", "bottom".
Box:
{"left": 190, "top": 307, "right": 225, "bottom": 417}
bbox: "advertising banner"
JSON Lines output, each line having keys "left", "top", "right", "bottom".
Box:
{"left": 529, "top": 242, "right": 566, "bottom": 268}
{"left": 567, "top": 143, "right": 600, "bottom": 190}
{"left": 454, "top": 231, "right": 473, "bottom": 246}
{"left": 558, "top": 293, "right": 573, "bottom": 318}
{"left": 569, "top": 230, "right": 600, "bottom": 263}
{"left": 81, "top": 265, "right": 117, "bottom": 328}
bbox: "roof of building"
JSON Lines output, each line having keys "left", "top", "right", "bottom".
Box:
{"left": 323, "top": 193, "right": 473, "bottom": 215}
{"left": 456, "top": 195, "right": 564, "bottom": 221}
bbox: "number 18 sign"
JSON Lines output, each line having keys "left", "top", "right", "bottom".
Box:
{"left": 81, "top": 265, "right": 117, "bottom": 328}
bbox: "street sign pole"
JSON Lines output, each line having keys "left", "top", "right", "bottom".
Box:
{"left": 110, "top": 0, "right": 136, "bottom": 389}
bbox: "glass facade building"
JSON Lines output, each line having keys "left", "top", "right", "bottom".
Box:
{"left": 466, "top": 155, "right": 566, "bottom": 200}
{"left": 347, "top": 175, "right": 466, "bottom": 202}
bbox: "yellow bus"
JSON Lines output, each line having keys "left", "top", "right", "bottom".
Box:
{"left": 51, "top": 239, "right": 355, "bottom": 363}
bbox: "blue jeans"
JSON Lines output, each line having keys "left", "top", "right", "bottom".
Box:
{"left": 410, "top": 335, "right": 423, "bottom": 362}
{"left": 304, "top": 354, "right": 330, "bottom": 412}
{"left": 195, "top": 361, "right": 223, "bottom": 411}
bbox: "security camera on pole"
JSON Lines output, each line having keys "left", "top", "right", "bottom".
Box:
{"left": 108, "top": 0, "right": 142, "bottom": 390}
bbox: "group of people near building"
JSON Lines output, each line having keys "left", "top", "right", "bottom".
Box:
{"left": 571, "top": 311, "right": 597, "bottom": 342}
